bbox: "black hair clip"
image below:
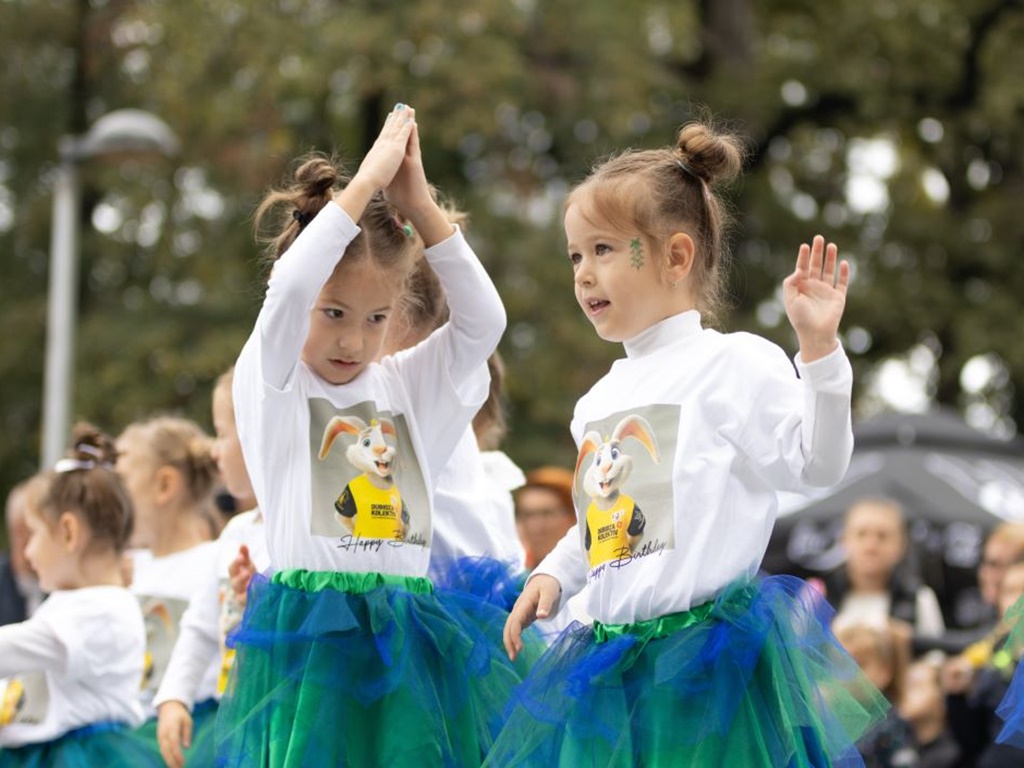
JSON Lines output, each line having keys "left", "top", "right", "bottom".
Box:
{"left": 293, "top": 209, "right": 314, "bottom": 229}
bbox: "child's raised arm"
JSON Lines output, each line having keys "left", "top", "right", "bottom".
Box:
{"left": 782, "top": 235, "right": 850, "bottom": 363}
{"left": 333, "top": 104, "right": 417, "bottom": 224}
{"left": 385, "top": 118, "right": 455, "bottom": 247}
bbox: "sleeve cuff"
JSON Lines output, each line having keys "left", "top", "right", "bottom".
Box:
{"left": 423, "top": 224, "right": 466, "bottom": 262}
{"left": 794, "top": 344, "right": 852, "bottom": 393}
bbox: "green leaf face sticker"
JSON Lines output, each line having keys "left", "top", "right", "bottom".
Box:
{"left": 630, "top": 237, "right": 644, "bottom": 270}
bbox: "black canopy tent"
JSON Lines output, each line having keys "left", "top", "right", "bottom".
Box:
{"left": 763, "top": 408, "right": 1024, "bottom": 631}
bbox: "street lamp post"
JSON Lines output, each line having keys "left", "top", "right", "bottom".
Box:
{"left": 40, "top": 109, "right": 179, "bottom": 469}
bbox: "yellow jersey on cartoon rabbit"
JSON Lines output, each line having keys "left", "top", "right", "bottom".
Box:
{"left": 576, "top": 413, "right": 662, "bottom": 569}
{"left": 309, "top": 401, "right": 429, "bottom": 549}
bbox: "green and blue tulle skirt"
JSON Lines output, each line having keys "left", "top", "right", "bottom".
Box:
{"left": 216, "top": 568, "right": 541, "bottom": 767}
{"left": 483, "top": 574, "right": 889, "bottom": 768}
{"left": 0, "top": 721, "right": 163, "bottom": 768}
{"left": 997, "top": 595, "right": 1024, "bottom": 747}
{"left": 131, "top": 697, "right": 218, "bottom": 766}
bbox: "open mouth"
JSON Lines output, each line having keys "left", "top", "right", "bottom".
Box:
{"left": 375, "top": 460, "right": 391, "bottom": 473}
{"left": 599, "top": 479, "right": 613, "bottom": 493}
{"left": 585, "top": 298, "right": 610, "bottom": 315}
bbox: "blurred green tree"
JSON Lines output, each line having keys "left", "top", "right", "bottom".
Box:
{"left": 1, "top": 0, "right": 1023, "bottom": 533}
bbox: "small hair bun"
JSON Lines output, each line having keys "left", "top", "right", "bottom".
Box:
{"left": 674, "top": 122, "right": 744, "bottom": 186}
{"left": 294, "top": 156, "right": 343, "bottom": 199}
{"left": 68, "top": 422, "right": 117, "bottom": 466}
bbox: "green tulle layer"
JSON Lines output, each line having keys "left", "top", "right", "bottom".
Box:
{"left": 217, "top": 570, "right": 540, "bottom": 767}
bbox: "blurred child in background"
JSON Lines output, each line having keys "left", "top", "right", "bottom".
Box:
{"left": 0, "top": 425, "right": 158, "bottom": 767}
{"left": 115, "top": 416, "right": 220, "bottom": 750}
{"left": 153, "top": 369, "right": 268, "bottom": 768}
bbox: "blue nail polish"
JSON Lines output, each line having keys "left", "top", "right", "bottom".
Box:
{"left": 395, "top": 103, "right": 405, "bottom": 111}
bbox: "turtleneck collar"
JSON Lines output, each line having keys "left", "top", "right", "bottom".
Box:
{"left": 622, "top": 310, "right": 703, "bottom": 359}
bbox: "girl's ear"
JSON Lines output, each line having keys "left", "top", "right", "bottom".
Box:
{"left": 665, "top": 232, "right": 695, "bottom": 285}
{"left": 154, "top": 465, "right": 183, "bottom": 506}
{"left": 57, "top": 511, "right": 83, "bottom": 552}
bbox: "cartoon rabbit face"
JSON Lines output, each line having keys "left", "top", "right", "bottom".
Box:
{"left": 346, "top": 424, "right": 397, "bottom": 478}
{"left": 319, "top": 416, "right": 399, "bottom": 480}
{"left": 576, "top": 414, "right": 660, "bottom": 503}
{"left": 583, "top": 441, "right": 634, "bottom": 500}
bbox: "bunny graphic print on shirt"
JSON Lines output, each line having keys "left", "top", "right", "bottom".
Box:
{"left": 309, "top": 398, "right": 431, "bottom": 549}
{"left": 574, "top": 405, "right": 679, "bottom": 577}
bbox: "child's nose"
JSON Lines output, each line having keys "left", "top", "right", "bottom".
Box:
{"left": 338, "top": 329, "right": 363, "bottom": 354}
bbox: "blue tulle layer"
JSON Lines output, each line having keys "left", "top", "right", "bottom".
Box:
{"left": 0, "top": 721, "right": 162, "bottom": 768}
{"left": 429, "top": 555, "right": 525, "bottom": 613}
{"left": 216, "top": 570, "right": 536, "bottom": 768}
{"left": 483, "top": 575, "right": 889, "bottom": 768}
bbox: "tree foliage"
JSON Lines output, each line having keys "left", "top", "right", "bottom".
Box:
{"left": 1, "top": 0, "right": 1023, "bottom": 512}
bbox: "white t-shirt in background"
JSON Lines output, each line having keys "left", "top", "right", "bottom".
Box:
{"left": 0, "top": 586, "right": 145, "bottom": 747}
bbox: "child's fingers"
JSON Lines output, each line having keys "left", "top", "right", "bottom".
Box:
{"left": 807, "top": 235, "right": 825, "bottom": 278}
{"left": 836, "top": 260, "right": 851, "bottom": 294}
{"left": 793, "top": 242, "right": 811, "bottom": 279}
{"left": 182, "top": 716, "right": 193, "bottom": 749}
{"left": 536, "top": 589, "right": 554, "bottom": 619}
{"left": 503, "top": 613, "right": 522, "bottom": 661}
{"left": 822, "top": 242, "right": 838, "bottom": 283}
{"left": 158, "top": 719, "right": 184, "bottom": 768}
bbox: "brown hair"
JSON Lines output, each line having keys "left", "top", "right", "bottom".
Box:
{"left": 473, "top": 351, "right": 508, "bottom": 451}
{"left": 566, "top": 119, "right": 745, "bottom": 326}
{"left": 844, "top": 497, "right": 907, "bottom": 537}
{"left": 835, "top": 620, "right": 911, "bottom": 703}
{"left": 518, "top": 466, "right": 577, "bottom": 520}
{"left": 987, "top": 522, "right": 1024, "bottom": 562}
{"left": 41, "top": 423, "right": 134, "bottom": 554}
{"left": 253, "top": 152, "right": 420, "bottom": 282}
{"left": 120, "top": 416, "right": 218, "bottom": 507}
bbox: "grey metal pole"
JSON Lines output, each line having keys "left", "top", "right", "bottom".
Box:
{"left": 40, "top": 140, "right": 81, "bottom": 470}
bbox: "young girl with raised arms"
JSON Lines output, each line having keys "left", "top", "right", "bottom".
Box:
{"left": 153, "top": 368, "right": 268, "bottom": 768}
{"left": 0, "top": 425, "right": 158, "bottom": 767}
{"left": 490, "top": 120, "right": 888, "bottom": 766}
{"left": 218, "top": 104, "right": 512, "bottom": 766}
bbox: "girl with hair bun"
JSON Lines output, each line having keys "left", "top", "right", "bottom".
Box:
{"left": 114, "top": 416, "right": 220, "bottom": 754}
{"left": 490, "top": 118, "right": 888, "bottom": 766}
{"left": 0, "top": 424, "right": 158, "bottom": 767}
{"left": 219, "top": 105, "right": 508, "bottom": 766}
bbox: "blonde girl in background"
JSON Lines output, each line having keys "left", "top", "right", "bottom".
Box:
{"left": 115, "top": 417, "right": 221, "bottom": 751}
{"left": 0, "top": 425, "right": 158, "bottom": 767}
{"left": 490, "top": 118, "right": 887, "bottom": 766}
{"left": 152, "top": 368, "right": 268, "bottom": 768}
{"left": 219, "top": 104, "right": 513, "bottom": 767}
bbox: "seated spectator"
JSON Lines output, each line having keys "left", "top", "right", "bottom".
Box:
{"left": 836, "top": 619, "right": 920, "bottom": 768}
{"left": 514, "top": 466, "right": 576, "bottom": 571}
{"left": 900, "top": 654, "right": 965, "bottom": 768}
{"left": 943, "top": 561, "right": 1024, "bottom": 767}
{"left": 828, "top": 497, "right": 945, "bottom": 641}
{"left": 972, "top": 524, "right": 1024, "bottom": 631}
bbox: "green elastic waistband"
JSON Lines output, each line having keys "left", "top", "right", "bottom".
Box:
{"left": 271, "top": 569, "right": 434, "bottom": 596}
{"left": 593, "top": 600, "right": 716, "bottom": 644}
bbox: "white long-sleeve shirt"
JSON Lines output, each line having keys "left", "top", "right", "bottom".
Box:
{"left": 234, "top": 203, "right": 506, "bottom": 577}
{"left": 534, "top": 311, "right": 854, "bottom": 625}
{"left": 153, "top": 510, "right": 268, "bottom": 710}
{"left": 430, "top": 429, "right": 526, "bottom": 568}
{"left": 130, "top": 543, "right": 220, "bottom": 717}
{"left": 0, "top": 587, "right": 145, "bottom": 747}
